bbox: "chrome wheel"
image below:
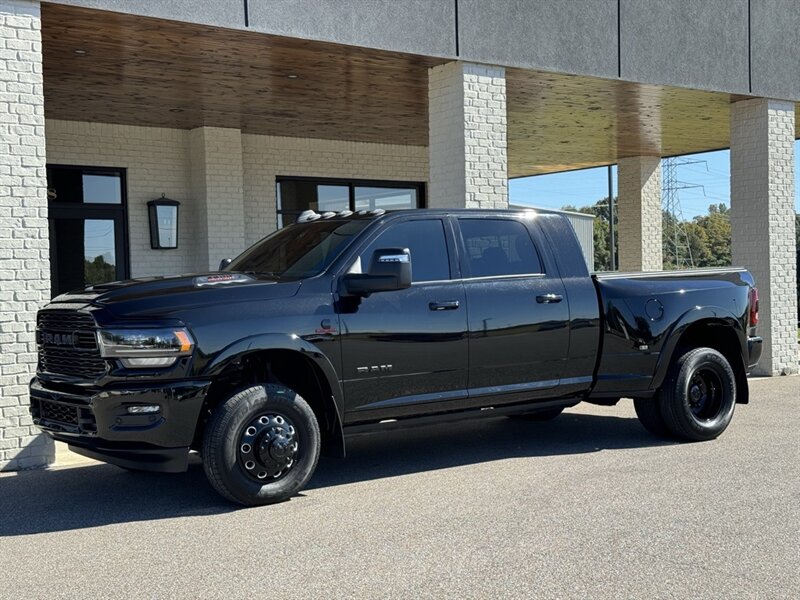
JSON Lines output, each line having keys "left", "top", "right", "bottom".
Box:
{"left": 238, "top": 413, "right": 298, "bottom": 482}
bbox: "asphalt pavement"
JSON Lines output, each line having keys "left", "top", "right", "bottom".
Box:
{"left": 1, "top": 376, "right": 798, "bottom": 599}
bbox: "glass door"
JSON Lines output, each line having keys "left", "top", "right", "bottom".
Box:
{"left": 46, "top": 166, "right": 129, "bottom": 297}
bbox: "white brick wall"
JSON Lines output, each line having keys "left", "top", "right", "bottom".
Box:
{"left": 46, "top": 120, "right": 195, "bottom": 277}
{"left": 617, "top": 155, "right": 663, "bottom": 272}
{"left": 428, "top": 62, "right": 508, "bottom": 209}
{"left": 189, "top": 127, "right": 245, "bottom": 270}
{"left": 44, "top": 120, "right": 429, "bottom": 261}
{"left": 242, "top": 135, "right": 428, "bottom": 245}
{"left": 731, "top": 98, "right": 798, "bottom": 376}
{"left": 0, "top": 0, "right": 53, "bottom": 471}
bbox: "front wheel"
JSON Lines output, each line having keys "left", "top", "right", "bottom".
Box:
{"left": 658, "top": 347, "right": 737, "bottom": 441}
{"left": 202, "top": 384, "right": 321, "bottom": 506}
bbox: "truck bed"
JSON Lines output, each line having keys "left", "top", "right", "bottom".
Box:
{"left": 590, "top": 267, "right": 756, "bottom": 398}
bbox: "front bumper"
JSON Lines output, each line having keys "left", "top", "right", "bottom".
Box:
{"left": 747, "top": 336, "right": 763, "bottom": 371}
{"left": 30, "top": 377, "right": 211, "bottom": 472}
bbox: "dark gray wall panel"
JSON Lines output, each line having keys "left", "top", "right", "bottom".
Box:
{"left": 458, "top": 0, "right": 618, "bottom": 79}
{"left": 751, "top": 0, "right": 800, "bottom": 101}
{"left": 620, "top": 0, "right": 749, "bottom": 94}
{"left": 247, "top": 0, "right": 456, "bottom": 57}
{"left": 47, "top": 1, "right": 246, "bottom": 29}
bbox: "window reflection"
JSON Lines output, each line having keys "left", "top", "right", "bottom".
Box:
{"left": 354, "top": 187, "right": 417, "bottom": 211}
{"left": 83, "top": 174, "right": 122, "bottom": 204}
{"left": 317, "top": 185, "right": 349, "bottom": 212}
{"left": 276, "top": 178, "right": 423, "bottom": 227}
{"left": 83, "top": 219, "right": 116, "bottom": 286}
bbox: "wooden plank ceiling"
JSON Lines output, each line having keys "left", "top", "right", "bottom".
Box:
{"left": 41, "top": 4, "right": 799, "bottom": 178}
{"left": 41, "top": 4, "right": 442, "bottom": 146}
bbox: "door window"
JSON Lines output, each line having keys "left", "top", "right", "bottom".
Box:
{"left": 459, "top": 219, "right": 543, "bottom": 278}
{"left": 51, "top": 218, "right": 119, "bottom": 294}
{"left": 355, "top": 219, "right": 450, "bottom": 283}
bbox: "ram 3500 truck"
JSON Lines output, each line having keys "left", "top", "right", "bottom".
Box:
{"left": 31, "top": 209, "right": 762, "bottom": 505}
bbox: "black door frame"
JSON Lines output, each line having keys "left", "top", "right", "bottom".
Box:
{"left": 46, "top": 164, "right": 130, "bottom": 295}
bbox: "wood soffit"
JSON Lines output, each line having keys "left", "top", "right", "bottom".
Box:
{"left": 42, "top": 4, "right": 800, "bottom": 177}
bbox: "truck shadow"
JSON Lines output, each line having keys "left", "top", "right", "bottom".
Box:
{"left": 309, "top": 410, "right": 670, "bottom": 489}
{"left": 0, "top": 411, "right": 670, "bottom": 536}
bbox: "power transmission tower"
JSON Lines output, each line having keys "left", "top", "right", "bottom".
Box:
{"left": 662, "top": 157, "right": 705, "bottom": 269}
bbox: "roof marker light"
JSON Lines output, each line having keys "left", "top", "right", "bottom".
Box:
{"left": 296, "top": 210, "right": 321, "bottom": 223}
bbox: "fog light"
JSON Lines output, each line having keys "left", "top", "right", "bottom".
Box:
{"left": 126, "top": 405, "right": 161, "bottom": 414}
{"left": 120, "top": 357, "right": 177, "bottom": 368}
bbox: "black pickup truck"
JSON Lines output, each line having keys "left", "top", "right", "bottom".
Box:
{"left": 31, "top": 209, "right": 762, "bottom": 505}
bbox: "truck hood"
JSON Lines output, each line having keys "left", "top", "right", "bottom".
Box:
{"left": 49, "top": 272, "right": 302, "bottom": 319}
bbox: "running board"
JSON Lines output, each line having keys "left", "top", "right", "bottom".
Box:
{"left": 343, "top": 398, "right": 581, "bottom": 437}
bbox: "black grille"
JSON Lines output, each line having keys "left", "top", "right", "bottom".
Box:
{"left": 31, "top": 396, "right": 97, "bottom": 435}
{"left": 39, "top": 399, "right": 78, "bottom": 425}
{"left": 37, "top": 310, "right": 107, "bottom": 379}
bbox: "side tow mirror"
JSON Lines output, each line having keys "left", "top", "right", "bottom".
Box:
{"left": 342, "top": 247, "right": 412, "bottom": 296}
{"left": 218, "top": 258, "right": 232, "bottom": 271}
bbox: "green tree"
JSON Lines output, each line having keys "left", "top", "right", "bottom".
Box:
{"left": 84, "top": 255, "right": 116, "bottom": 286}
{"left": 562, "top": 197, "right": 618, "bottom": 271}
{"left": 662, "top": 209, "right": 683, "bottom": 269}
{"left": 690, "top": 203, "right": 731, "bottom": 267}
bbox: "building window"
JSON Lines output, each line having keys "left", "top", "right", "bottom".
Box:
{"left": 46, "top": 165, "right": 129, "bottom": 297}
{"left": 276, "top": 177, "right": 425, "bottom": 228}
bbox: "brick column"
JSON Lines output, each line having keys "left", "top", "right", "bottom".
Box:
{"left": 730, "top": 99, "right": 798, "bottom": 376}
{"left": 617, "top": 156, "right": 663, "bottom": 271}
{"left": 189, "top": 127, "right": 246, "bottom": 271}
{"left": 428, "top": 62, "right": 508, "bottom": 209}
{"left": 0, "top": 0, "right": 54, "bottom": 471}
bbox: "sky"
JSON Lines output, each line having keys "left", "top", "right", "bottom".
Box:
{"left": 509, "top": 140, "right": 800, "bottom": 217}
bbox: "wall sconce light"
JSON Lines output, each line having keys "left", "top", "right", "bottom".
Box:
{"left": 147, "top": 194, "right": 180, "bottom": 249}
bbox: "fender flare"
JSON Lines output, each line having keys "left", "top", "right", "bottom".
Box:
{"left": 650, "top": 306, "right": 747, "bottom": 392}
{"left": 203, "top": 333, "right": 346, "bottom": 456}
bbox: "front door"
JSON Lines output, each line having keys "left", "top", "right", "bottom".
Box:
{"left": 46, "top": 166, "right": 129, "bottom": 297}
{"left": 338, "top": 217, "right": 468, "bottom": 422}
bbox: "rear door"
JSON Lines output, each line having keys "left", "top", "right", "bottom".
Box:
{"left": 338, "top": 216, "right": 468, "bottom": 422}
{"left": 455, "top": 216, "right": 570, "bottom": 402}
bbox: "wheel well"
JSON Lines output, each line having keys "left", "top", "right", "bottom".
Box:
{"left": 674, "top": 320, "right": 749, "bottom": 404}
{"left": 194, "top": 350, "right": 345, "bottom": 456}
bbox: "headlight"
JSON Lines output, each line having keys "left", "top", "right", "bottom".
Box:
{"left": 97, "top": 328, "right": 194, "bottom": 368}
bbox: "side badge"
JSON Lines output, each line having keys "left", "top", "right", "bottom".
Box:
{"left": 357, "top": 365, "right": 393, "bottom": 374}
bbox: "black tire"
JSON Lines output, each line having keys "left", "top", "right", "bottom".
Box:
{"left": 510, "top": 407, "right": 564, "bottom": 422}
{"left": 202, "top": 384, "right": 320, "bottom": 506}
{"left": 633, "top": 397, "right": 671, "bottom": 438}
{"left": 658, "top": 347, "right": 736, "bottom": 442}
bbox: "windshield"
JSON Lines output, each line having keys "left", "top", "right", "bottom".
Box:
{"left": 226, "top": 219, "right": 370, "bottom": 280}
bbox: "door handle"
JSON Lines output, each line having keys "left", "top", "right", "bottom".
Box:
{"left": 429, "top": 300, "right": 460, "bottom": 311}
{"left": 536, "top": 293, "right": 563, "bottom": 304}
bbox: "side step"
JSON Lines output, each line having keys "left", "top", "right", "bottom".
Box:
{"left": 344, "top": 398, "right": 581, "bottom": 437}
